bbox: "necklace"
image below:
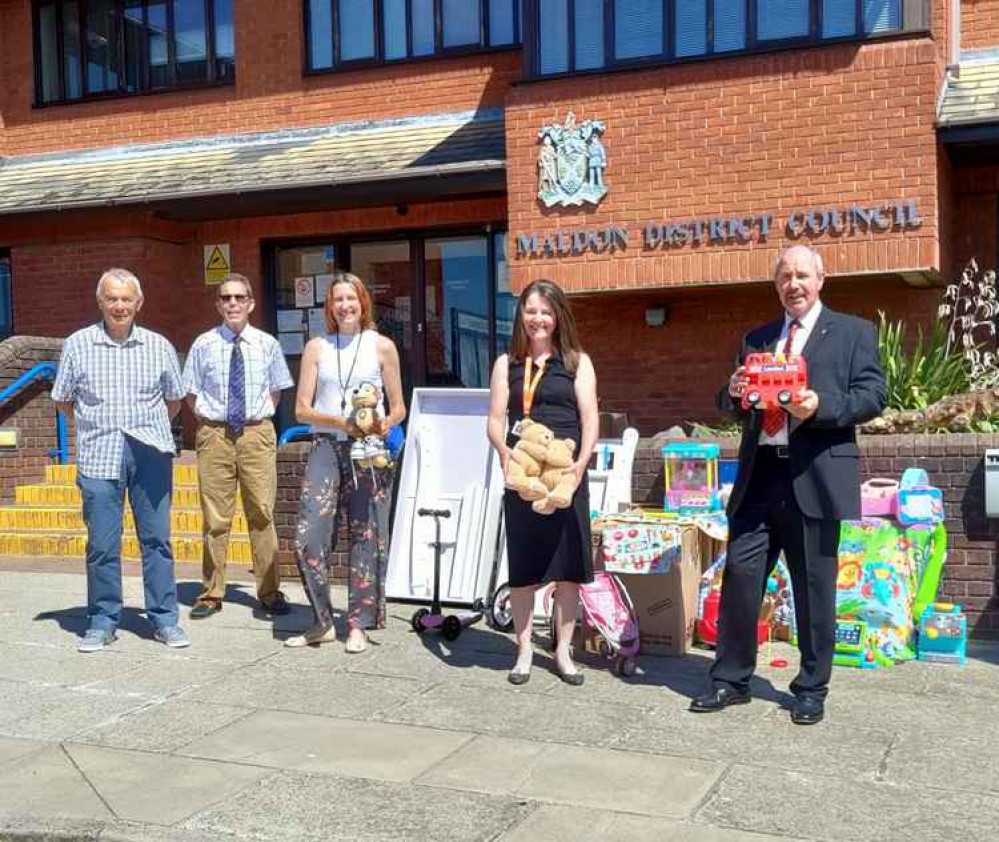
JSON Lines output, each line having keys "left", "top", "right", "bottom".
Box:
{"left": 335, "top": 330, "right": 363, "bottom": 414}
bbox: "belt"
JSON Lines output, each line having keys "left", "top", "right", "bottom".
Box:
{"left": 202, "top": 418, "right": 267, "bottom": 429}
{"left": 759, "top": 445, "right": 789, "bottom": 459}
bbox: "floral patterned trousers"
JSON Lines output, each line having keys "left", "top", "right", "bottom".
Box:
{"left": 295, "top": 436, "right": 393, "bottom": 631}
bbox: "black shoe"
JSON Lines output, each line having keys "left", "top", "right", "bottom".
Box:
{"left": 507, "top": 669, "right": 531, "bottom": 686}
{"left": 790, "top": 696, "right": 825, "bottom": 725}
{"left": 190, "top": 598, "right": 222, "bottom": 620}
{"left": 260, "top": 592, "right": 290, "bottom": 616}
{"left": 689, "top": 686, "right": 751, "bottom": 713}
{"left": 555, "top": 666, "right": 584, "bottom": 686}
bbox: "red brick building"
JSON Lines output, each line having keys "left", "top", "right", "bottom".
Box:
{"left": 1, "top": 0, "right": 998, "bottom": 432}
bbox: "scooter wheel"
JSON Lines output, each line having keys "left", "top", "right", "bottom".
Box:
{"left": 442, "top": 615, "right": 462, "bottom": 641}
{"left": 619, "top": 657, "right": 637, "bottom": 677}
{"left": 411, "top": 608, "right": 430, "bottom": 633}
{"left": 489, "top": 584, "right": 514, "bottom": 633}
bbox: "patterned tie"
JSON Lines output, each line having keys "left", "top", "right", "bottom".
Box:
{"left": 227, "top": 335, "right": 246, "bottom": 434}
{"left": 761, "top": 319, "right": 801, "bottom": 437}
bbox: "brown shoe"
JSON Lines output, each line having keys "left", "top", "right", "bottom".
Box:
{"left": 190, "top": 598, "right": 222, "bottom": 620}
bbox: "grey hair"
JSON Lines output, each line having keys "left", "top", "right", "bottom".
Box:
{"left": 775, "top": 246, "right": 824, "bottom": 281}
{"left": 96, "top": 268, "right": 144, "bottom": 300}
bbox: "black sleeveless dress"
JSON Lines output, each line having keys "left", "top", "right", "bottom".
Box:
{"left": 504, "top": 353, "right": 593, "bottom": 587}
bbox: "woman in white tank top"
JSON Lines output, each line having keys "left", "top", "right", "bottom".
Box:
{"left": 287, "top": 272, "right": 406, "bottom": 653}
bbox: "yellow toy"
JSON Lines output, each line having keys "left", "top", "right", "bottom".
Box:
{"left": 504, "top": 419, "right": 577, "bottom": 515}
{"left": 534, "top": 435, "right": 577, "bottom": 514}
{"left": 349, "top": 381, "right": 380, "bottom": 437}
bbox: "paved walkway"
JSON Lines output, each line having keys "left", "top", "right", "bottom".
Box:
{"left": 1, "top": 564, "right": 998, "bottom": 842}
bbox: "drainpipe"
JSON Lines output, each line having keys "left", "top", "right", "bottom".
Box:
{"left": 949, "top": 0, "right": 961, "bottom": 73}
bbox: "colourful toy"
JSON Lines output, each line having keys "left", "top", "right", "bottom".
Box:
{"left": 741, "top": 352, "right": 809, "bottom": 411}
{"left": 908, "top": 522, "right": 948, "bottom": 622}
{"left": 662, "top": 442, "right": 722, "bottom": 514}
{"left": 832, "top": 619, "right": 893, "bottom": 669}
{"left": 861, "top": 478, "right": 899, "bottom": 518}
{"left": 897, "top": 467, "right": 944, "bottom": 526}
{"left": 917, "top": 602, "right": 967, "bottom": 664}
{"left": 600, "top": 524, "right": 682, "bottom": 575}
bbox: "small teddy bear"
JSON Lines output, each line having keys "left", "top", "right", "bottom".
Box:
{"left": 533, "top": 435, "right": 577, "bottom": 514}
{"left": 349, "top": 381, "right": 381, "bottom": 438}
{"left": 504, "top": 418, "right": 553, "bottom": 502}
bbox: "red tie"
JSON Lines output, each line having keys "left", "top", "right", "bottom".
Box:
{"left": 762, "top": 320, "right": 801, "bottom": 437}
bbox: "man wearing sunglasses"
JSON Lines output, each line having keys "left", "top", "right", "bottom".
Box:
{"left": 183, "top": 273, "right": 294, "bottom": 619}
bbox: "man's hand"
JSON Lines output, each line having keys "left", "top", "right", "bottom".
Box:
{"left": 728, "top": 365, "right": 748, "bottom": 400}
{"left": 786, "top": 388, "right": 819, "bottom": 420}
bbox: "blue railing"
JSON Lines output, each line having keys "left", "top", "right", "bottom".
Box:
{"left": 278, "top": 425, "right": 313, "bottom": 446}
{"left": 279, "top": 424, "right": 406, "bottom": 458}
{"left": 0, "top": 362, "right": 69, "bottom": 464}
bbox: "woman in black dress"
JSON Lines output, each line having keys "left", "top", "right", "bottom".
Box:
{"left": 487, "top": 280, "right": 599, "bottom": 685}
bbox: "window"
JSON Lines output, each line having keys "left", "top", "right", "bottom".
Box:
{"left": 306, "top": 0, "right": 521, "bottom": 71}
{"left": 530, "top": 0, "right": 915, "bottom": 77}
{"left": 0, "top": 255, "right": 12, "bottom": 341}
{"left": 33, "top": 0, "right": 235, "bottom": 105}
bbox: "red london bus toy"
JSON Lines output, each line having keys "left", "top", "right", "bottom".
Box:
{"left": 741, "top": 353, "right": 809, "bottom": 411}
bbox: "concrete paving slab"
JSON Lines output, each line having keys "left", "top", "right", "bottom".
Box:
{"left": 0, "top": 735, "right": 47, "bottom": 769}
{"left": 183, "top": 769, "right": 534, "bottom": 842}
{"left": 0, "top": 687, "right": 151, "bottom": 742}
{"left": 69, "top": 699, "right": 253, "bottom": 753}
{"left": 66, "top": 744, "right": 269, "bottom": 826}
{"left": 379, "top": 681, "right": 639, "bottom": 747}
{"left": 496, "top": 804, "right": 631, "bottom": 841}
{"left": 0, "top": 815, "right": 110, "bottom": 841}
{"left": 179, "top": 709, "right": 474, "bottom": 782}
{"left": 263, "top": 635, "right": 390, "bottom": 673}
{"left": 884, "top": 730, "right": 999, "bottom": 796}
{"left": 80, "top": 657, "right": 233, "bottom": 700}
{"left": 516, "top": 743, "right": 723, "bottom": 818}
{"left": 0, "top": 680, "right": 51, "bottom": 730}
{"left": 673, "top": 824, "right": 811, "bottom": 842}
{"left": 918, "top": 657, "right": 999, "bottom": 701}
{"left": 417, "top": 734, "right": 549, "bottom": 794}
{"left": 0, "top": 642, "right": 147, "bottom": 689}
{"left": 0, "top": 746, "right": 113, "bottom": 822}
{"left": 182, "top": 663, "right": 429, "bottom": 719}
{"left": 607, "top": 711, "right": 893, "bottom": 778}
{"left": 697, "top": 764, "right": 999, "bottom": 842}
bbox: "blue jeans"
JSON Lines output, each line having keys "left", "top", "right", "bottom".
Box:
{"left": 77, "top": 435, "right": 179, "bottom": 632}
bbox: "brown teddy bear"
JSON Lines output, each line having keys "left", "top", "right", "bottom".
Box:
{"left": 504, "top": 418, "right": 578, "bottom": 515}
{"left": 349, "top": 381, "right": 380, "bottom": 438}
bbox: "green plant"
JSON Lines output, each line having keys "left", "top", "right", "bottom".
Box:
{"left": 687, "top": 420, "right": 741, "bottom": 438}
{"left": 877, "top": 311, "right": 971, "bottom": 411}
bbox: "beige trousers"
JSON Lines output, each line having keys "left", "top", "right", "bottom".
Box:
{"left": 196, "top": 420, "right": 280, "bottom": 602}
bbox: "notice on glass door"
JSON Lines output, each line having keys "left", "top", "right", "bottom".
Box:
{"left": 294, "top": 276, "right": 315, "bottom": 308}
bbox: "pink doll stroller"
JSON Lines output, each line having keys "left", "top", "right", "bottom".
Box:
{"left": 544, "top": 573, "right": 640, "bottom": 676}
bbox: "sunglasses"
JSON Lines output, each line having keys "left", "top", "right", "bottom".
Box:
{"left": 219, "top": 294, "right": 250, "bottom": 303}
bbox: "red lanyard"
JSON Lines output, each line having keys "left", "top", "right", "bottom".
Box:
{"left": 522, "top": 356, "right": 546, "bottom": 418}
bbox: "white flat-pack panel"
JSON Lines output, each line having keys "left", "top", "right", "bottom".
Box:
{"left": 386, "top": 388, "right": 504, "bottom": 605}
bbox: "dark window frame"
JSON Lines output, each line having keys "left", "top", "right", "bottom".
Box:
{"left": 526, "top": 0, "right": 929, "bottom": 79}
{"left": 303, "top": 0, "right": 522, "bottom": 75}
{"left": 32, "top": 0, "right": 236, "bottom": 107}
{"left": 0, "top": 251, "right": 13, "bottom": 342}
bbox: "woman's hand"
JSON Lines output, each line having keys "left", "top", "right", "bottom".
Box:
{"left": 564, "top": 459, "right": 588, "bottom": 491}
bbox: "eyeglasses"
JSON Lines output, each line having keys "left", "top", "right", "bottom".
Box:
{"left": 219, "top": 294, "right": 250, "bottom": 303}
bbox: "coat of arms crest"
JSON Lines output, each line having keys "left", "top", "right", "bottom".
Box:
{"left": 537, "top": 113, "right": 607, "bottom": 208}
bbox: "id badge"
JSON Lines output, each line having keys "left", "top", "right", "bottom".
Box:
{"left": 510, "top": 419, "right": 524, "bottom": 438}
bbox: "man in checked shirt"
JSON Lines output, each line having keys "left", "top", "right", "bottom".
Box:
{"left": 53, "top": 268, "right": 190, "bottom": 653}
{"left": 183, "top": 273, "right": 294, "bottom": 620}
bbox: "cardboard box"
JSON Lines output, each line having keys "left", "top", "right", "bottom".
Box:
{"left": 618, "top": 525, "right": 702, "bottom": 657}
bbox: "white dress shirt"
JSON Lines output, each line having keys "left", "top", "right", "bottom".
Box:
{"left": 183, "top": 324, "right": 294, "bottom": 423}
{"left": 758, "top": 302, "right": 823, "bottom": 446}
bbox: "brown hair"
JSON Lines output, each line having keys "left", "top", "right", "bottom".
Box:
{"left": 508, "top": 279, "right": 582, "bottom": 373}
{"left": 323, "top": 271, "right": 376, "bottom": 333}
{"left": 218, "top": 273, "right": 254, "bottom": 299}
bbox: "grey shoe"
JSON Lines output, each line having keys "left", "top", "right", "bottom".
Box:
{"left": 77, "top": 628, "right": 116, "bottom": 653}
{"left": 154, "top": 626, "right": 191, "bottom": 648}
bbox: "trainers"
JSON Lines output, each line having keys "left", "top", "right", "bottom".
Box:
{"left": 77, "top": 628, "right": 116, "bottom": 653}
{"left": 154, "top": 626, "right": 191, "bottom": 648}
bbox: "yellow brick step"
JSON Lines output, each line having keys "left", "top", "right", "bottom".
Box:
{"left": 0, "top": 507, "right": 249, "bottom": 535}
{"left": 0, "top": 533, "right": 253, "bottom": 564}
{"left": 45, "top": 464, "right": 200, "bottom": 486}
{"left": 15, "top": 486, "right": 230, "bottom": 509}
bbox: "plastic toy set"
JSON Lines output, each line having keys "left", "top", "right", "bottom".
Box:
{"left": 662, "top": 442, "right": 723, "bottom": 515}
{"left": 917, "top": 602, "right": 968, "bottom": 664}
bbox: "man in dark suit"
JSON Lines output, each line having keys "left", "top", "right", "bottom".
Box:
{"left": 690, "top": 245, "right": 886, "bottom": 724}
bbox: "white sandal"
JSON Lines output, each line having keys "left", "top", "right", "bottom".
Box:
{"left": 345, "top": 631, "right": 368, "bottom": 654}
{"left": 284, "top": 626, "right": 337, "bottom": 648}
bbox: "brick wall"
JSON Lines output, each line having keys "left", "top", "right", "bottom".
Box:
{"left": 0, "top": 336, "right": 70, "bottom": 503}
{"left": 505, "top": 35, "right": 946, "bottom": 295}
{"left": 961, "top": 0, "right": 999, "bottom": 50}
{"left": 0, "top": 0, "right": 520, "bottom": 157}
{"left": 628, "top": 433, "right": 999, "bottom": 639}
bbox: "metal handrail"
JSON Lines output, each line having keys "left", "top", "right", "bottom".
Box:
{"left": 278, "top": 423, "right": 405, "bottom": 458}
{"left": 0, "top": 362, "right": 69, "bottom": 464}
{"left": 278, "top": 425, "right": 313, "bottom": 446}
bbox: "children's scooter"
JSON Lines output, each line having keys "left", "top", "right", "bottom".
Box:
{"left": 411, "top": 507, "right": 482, "bottom": 641}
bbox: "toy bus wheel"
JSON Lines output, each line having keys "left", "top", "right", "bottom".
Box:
{"left": 442, "top": 615, "right": 462, "bottom": 641}
{"left": 618, "top": 657, "right": 637, "bottom": 677}
{"left": 745, "top": 390, "right": 761, "bottom": 406}
{"left": 489, "top": 584, "right": 514, "bottom": 633}
{"left": 777, "top": 389, "right": 792, "bottom": 406}
{"left": 411, "top": 608, "right": 430, "bottom": 633}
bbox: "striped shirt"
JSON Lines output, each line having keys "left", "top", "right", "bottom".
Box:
{"left": 183, "top": 324, "right": 294, "bottom": 423}
{"left": 52, "top": 323, "right": 184, "bottom": 480}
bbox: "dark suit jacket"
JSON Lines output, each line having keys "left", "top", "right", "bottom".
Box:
{"left": 719, "top": 306, "right": 887, "bottom": 521}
